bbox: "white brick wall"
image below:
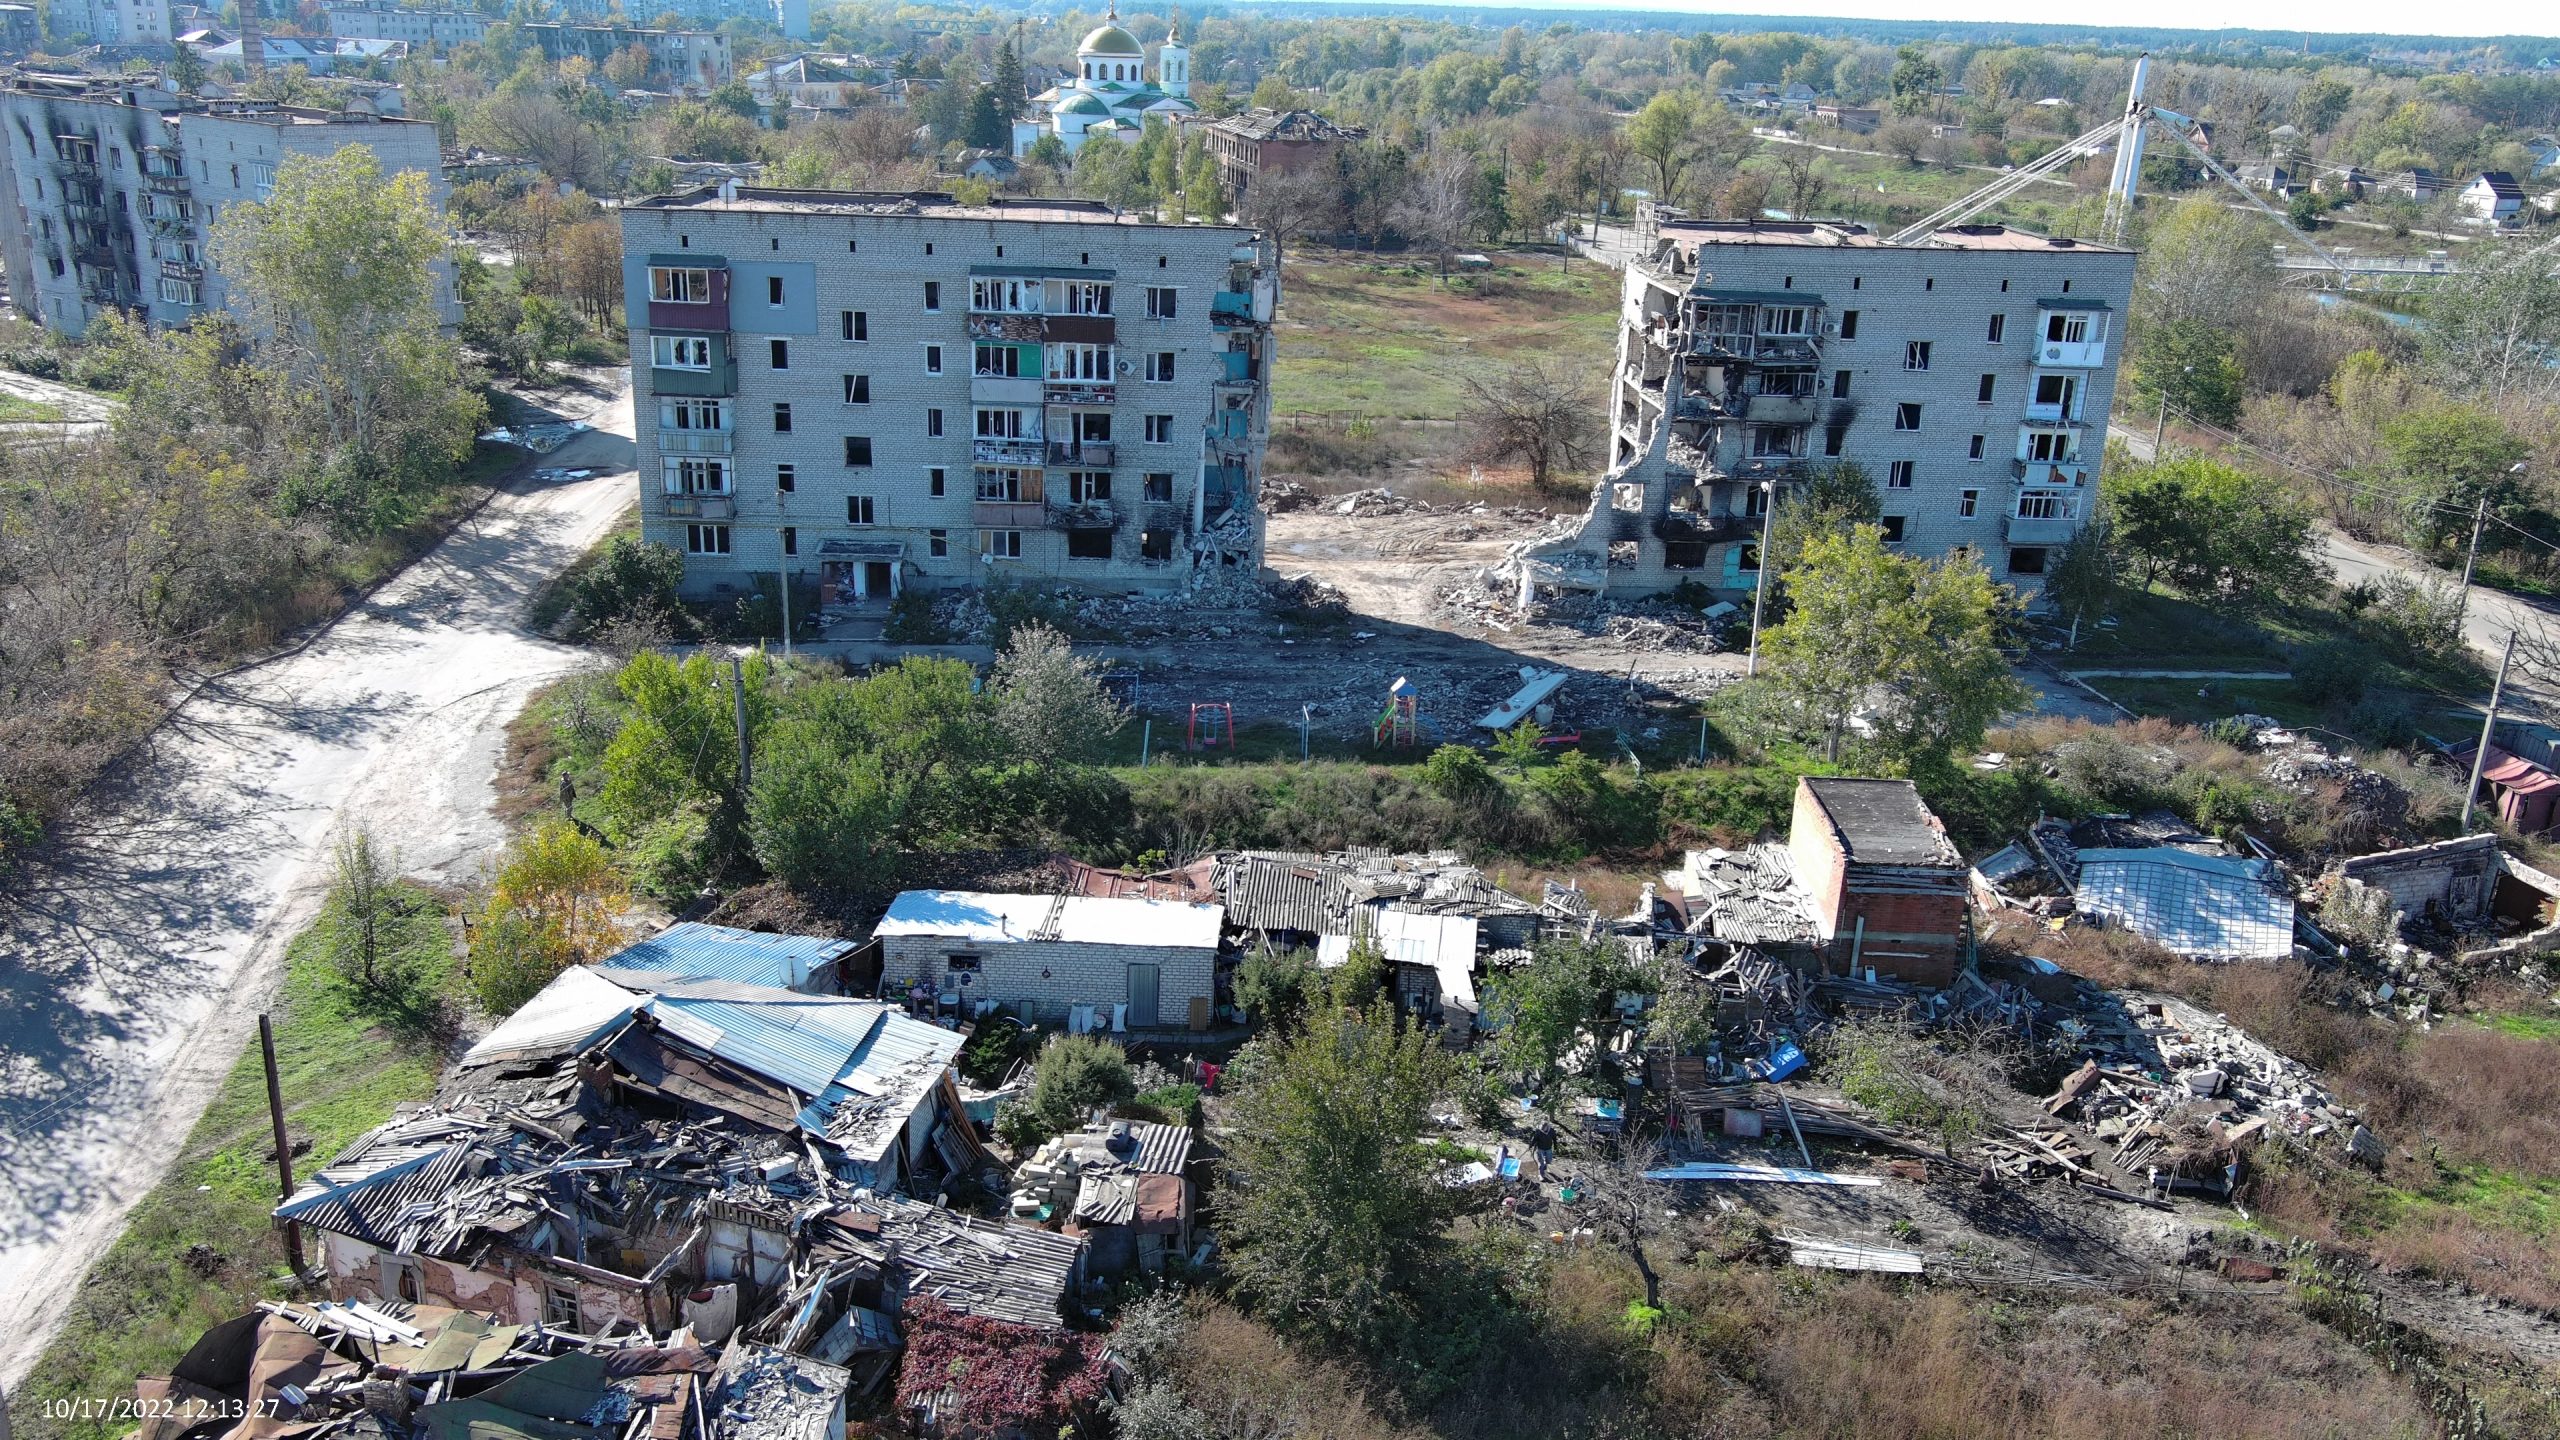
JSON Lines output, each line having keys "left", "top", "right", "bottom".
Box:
{"left": 881, "top": 934, "right": 1214, "bottom": 1026}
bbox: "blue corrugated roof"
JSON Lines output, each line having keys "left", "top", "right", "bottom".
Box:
{"left": 2075, "top": 849, "right": 2294, "bottom": 960}
{"left": 599, "top": 922, "right": 853, "bottom": 992}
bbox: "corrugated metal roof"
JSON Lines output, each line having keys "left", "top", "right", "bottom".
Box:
{"left": 2075, "top": 849, "right": 2294, "bottom": 961}
{"left": 456, "top": 965, "right": 642, "bottom": 1069}
{"left": 875, "top": 890, "right": 1222, "bottom": 950}
{"left": 599, "top": 921, "right": 852, "bottom": 992}
{"left": 650, "top": 993, "right": 897, "bottom": 1097}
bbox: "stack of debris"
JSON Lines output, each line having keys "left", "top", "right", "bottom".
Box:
{"left": 2045, "top": 992, "right": 2361, "bottom": 1181}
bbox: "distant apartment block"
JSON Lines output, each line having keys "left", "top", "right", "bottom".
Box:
{"left": 0, "top": 73, "right": 455, "bottom": 336}
{"left": 1186, "top": 107, "right": 1365, "bottom": 204}
{"left": 560, "top": 0, "right": 809, "bottom": 41}
{"left": 523, "top": 24, "right": 731, "bottom": 88}
{"left": 1513, "top": 220, "right": 2134, "bottom": 602}
{"left": 322, "top": 2, "right": 491, "bottom": 46}
{"left": 51, "top": 0, "right": 166, "bottom": 46}
{"left": 618, "top": 187, "right": 1277, "bottom": 605}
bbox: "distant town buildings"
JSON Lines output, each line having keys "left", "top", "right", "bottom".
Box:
{"left": 50, "top": 0, "right": 167, "bottom": 47}
{"left": 2460, "top": 170, "right": 2526, "bottom": 225}
{"left": 1509, "top": 219, "right": 2135, "bottom": 603}
{"left": 321, "top": 1, "right": 488, "bottom": 46}
{"left": 1187, "top": 107, "right": 1365, "bottom": 204}
{"left": 617, "top": 186, "right": 1276, "bottom": 604}
{"left": 0, "top": 72, "right": 454, "bottom": 337}
{"left": 1013, "top": 6, "right": 1191, "bottom": 158}
{"left": 524, "top": 22, "right": 732, "bottom": 89}
{"left": 559, "top": 0, "right": 810, "bottom": 41}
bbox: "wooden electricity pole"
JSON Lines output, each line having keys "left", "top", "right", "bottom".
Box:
{"left": 260, "top": 1013, "right": 306, "bottom": 1279}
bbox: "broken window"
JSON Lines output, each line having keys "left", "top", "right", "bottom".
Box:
{"left": 1887, "top": 460, "right": 1914, "bottom": 488}
{"left": 1760, "top": 305, "right": 1809, "bottom": 337}
{"left": 2023, "top": 429, "right": 2076, "bottom": 463}
{"left": 844, "top": 374, "right": 870, "bottom": 403}
{"left": 929, "top": 529, "right": 949, "bottom": 557}
{"left": 545, "top": 1286, "right": 580, "bottom": 1329}
{"left": 1067, "top": 528, "right": 1113, "bottom": 559}
{"left": 1664, "top": 539, "right": 1707, "bottom": 569}
{"left": 1144, "top": 473, "right": 1174, "bottom": 502}
{"left": 843, "top": 309, "right": 867, "bottom": 340}
{"left": 1832, "top": 369, "right": 1850, "bottom": 399}
{"left": 772, "top": 402, "right": 791, "bottom": 433}
{"left": 1069, "top": 471, "right": 1112, "bottom": 502}
{"left": 767, "top": 274, "right": 784, "bottom": 305}
{"left": 2017, "top": 492, "right": 2075, "bottom": 521}
{"left": 2008, "top": 545, "right": 2048, "bottom": 575}
{"left": 1977, "top": 373, "right": 1996, "bottom": 403}
{"left": 1893, "top": 403, "right": 1921, "bottom": 431}
{"left": 1749, "top": 426, "right": 1804, "bottom": 458}
{"left": 1959, "top": 488, "right": 1979, "bottom": 518}
{"left": 1968, "top": 434, "right": 1985, "bottom": 461}
{"left": 1987, "top": 313, "right": 2006, "bottom": 343}
{"left": 1879, "top": 515, "right": 1907, "bottom": 543}
{"left": 649, "top": 266, "right": 711, "bottom": 303}
{"left": 844, "top": 436, "right": 873, "bottom": 466}
{"left": 980, "top": 529, "right": 1024, "bottom": 559}
{"left": 2034, "top": 373, "right": 2079, "bottom": 411}
{"left": 1140, "top": 529, "right": 1174, "bottom": 561}
{"left": 1823, "top": 423, "right": 1848, "bottom": 457}
{"left": 1145, "top": 414, "right": 1173, "bottom": 443}
{"left": 770, "top": 339, "right": 790, "bottom": 369}
{"left": 1839, "top": 309, "right": 1860, "bottom": 339}
{"left": 686, "top": 523, "right": 730, "bottom": 555}
{"left": 2046, "top": 311, "right": 2091, "bottom": 344}
{"left": 847, "top": 496, "right": 877, "bottom": 525}
{"left": 1904, "top": 340, "right": 1932, "bottom": 370}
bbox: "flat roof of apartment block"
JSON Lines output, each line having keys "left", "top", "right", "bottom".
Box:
{"left": 628, "top": 185, "right": 1259, "bottom": 233}
{"left": 1657, "top": 219, "right": 2130, "bottom": 257}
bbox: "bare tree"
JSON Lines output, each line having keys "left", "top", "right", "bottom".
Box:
{"left": 1568, "top": 1137, "right": 1672, "bottom": 1310}
{"left": 1395, "top": 148, "right": 1479, "bottom": 284}
{"left": 1237, "top": 164, "right": 1340, "bottom": 258}
{"left": 1458, "top": 357, "right": 1596, "bottom": 487}
{"left": 841, "top": 103, "right": 922, "bottom": 182}
{"left": 1772, "top": 146, "right": 1826, "bottom": 217}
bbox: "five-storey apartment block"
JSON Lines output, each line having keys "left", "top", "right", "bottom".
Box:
{"left": 1515, "top": 220, "right": 2134, "bottom": 603}
{"left": 620, "top": 188, "right": 1277, "bottom": 606}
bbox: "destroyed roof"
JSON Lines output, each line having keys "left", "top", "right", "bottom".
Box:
{"left": 1072, "top": 1171, "right": 1185, "bottom": 1232}
{"left": 810, "top": 1192, "right": 1083, "bottom": 1329}
{"left": 2074, "top": 848, "right": 2295, "bottom": 961}
{"left": 459, "top": 963, "right": 646, "bottom": 1069}
{"left": 1048, "top": 1118, "right": 1193, "bottom": 1175}
{"left": 875, "top": 889, "right": 1223, "bottom": 949}
{"left": 598, "top": 922, "right": 853, "bottom": 991}
{"left": 273, "top": 1114, "right": 497, "bottom": 1248}
{"left": 1675, "top": 846, "right": 1822, "bottom": 946}
{"left": 712, "top": 1345, "right": 853, "bottom": 1440}
{"left": 1801, "top": 778, "right": 1961, "bottom": 866}
{"left": 1216, "top": 849, "right": 1538, "bottom": 936}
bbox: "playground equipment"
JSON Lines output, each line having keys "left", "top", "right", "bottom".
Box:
{"left": 1186, "top": 701, "right": 1234, "bottom": 752}
{"left": 1374, "top": 676, "right": 1420, "bottom": 748}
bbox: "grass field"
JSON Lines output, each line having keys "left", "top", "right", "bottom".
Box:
{"left": 0, "top": 393, "right": 66, "bottom": 424}
{"left": 1271, "top": 248, "right": 1621, "bottom": 421}
{"left": 10, "top": 901, "right": 453, "bottom": 1440}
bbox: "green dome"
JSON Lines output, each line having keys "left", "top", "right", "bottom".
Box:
{"left": 1078, "top": 23, "right": 1142, "bottom": 56}
{"left": 1059, "top": 93, "right": 1111, "bottom": 115}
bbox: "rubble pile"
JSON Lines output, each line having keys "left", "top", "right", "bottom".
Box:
{"left": 1259, "top": 477, "right": 1317, "bottom": 512}
{"left": 1327, "top": 486, "right": 1437, "bottom": 517}
{"left": 2049, "top": 993, "right": 2360, "bottom": 1183}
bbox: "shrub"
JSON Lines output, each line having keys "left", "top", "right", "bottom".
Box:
{"left": 1422, "top": 743, "right": 1494, "bottom": 800}
{"left": 1235, "top": 946, "right": 1322, "bottom": 1032}
{"left": 1019, "top": 1033, "right": 1136, "bottom": 1139}
{"left": 565, "top": 537, "right": 685, "bottom": 640}
{"left": 884, "top": 586, "right": 946, "bottom": 643}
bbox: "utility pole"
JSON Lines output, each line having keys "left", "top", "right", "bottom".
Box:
{"left": 778, "top": 567, "right": 793, "bottom": 659}
{"left": 2152, "top": 392, "right": 2167, "bottom": 456}
{"left": 259, "top": 1014, "right": 306, "bottom": 1280}
{"left": 728, "top": 653, "right": 753, "bottom": 790}
{"left": 2456, "top": 496, "right": 2489, "bottom": 627}
{"left": 1745, "top": 480, "right": 1779, "bottom": 677}
{"left": 2461, "top": 630, "right": 2518, "bottom": 833}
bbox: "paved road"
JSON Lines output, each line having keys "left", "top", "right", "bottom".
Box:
{"left": 0, "top": 377, "right": 635, "bottom": 1389}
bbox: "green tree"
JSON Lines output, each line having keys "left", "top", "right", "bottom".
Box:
{"left": 1480, "top": 935, "right": 1646, "bottom": 1098}
{"left": 746, "top": 691, "right": 904, "bottom": 895}
{"left": 2129, "top": 318, "right": 2245, "bottom": 428}
{"left": 2379, "top": 404, "right": 2531, "bottom": 547}
{"left": 988, "top": 621, "right": 1127, "bottom": 768}
{"left": 169, "top": 40, "right": 206, "bottom": 95}
{"left": 991, "top": 40, "right": 1024, "bottom": 115}
{"left": 596, "top": 648, "right": 772, "bottom": 848}
{"left": 1888, "top": 45, "right": 1942, "bottom": 115}
{"left": 1757, "top": 460, "right": 1883, "bottom": 619}
{"left": 965, "top": 85, "right": 1007, "bottom": 151}
{"left": 567, "top": 537, "right": 685, "bottom": 639}
{"left": 1234, "top": 947, "right": 1323, "bottom": 1034}
{"left": 1761, "top": 527, "right": 2028, "bottom": 762}
{"left": 1216, "top": 1007, "right": 1465, "bottom": 1347}
{"left": 1019, "top": 1033, "right": 1136, "bottom": 1137}
{"left": 2422, "top": 241, "right": 2560, "bottom": 404}
{"left": 2105, "top": 455, "right": 2324, "bottom": 608}
{"left": 469, "top": 817, "right": 628, "bottom": 1013}
{"left": 315, "top": 828, "right": 431, "bottom": 991}
{"left": 209, "top": 145, "right": 481, "bottom": 529}
{"left": 2134, "top": 198, "right": 2278, "bottom": 334}
{"left": 1623, "top": 90, "right": 1696, "bottom": 205}
{"left": 2041, "top": 515, "right": 2122, "bottom": 647}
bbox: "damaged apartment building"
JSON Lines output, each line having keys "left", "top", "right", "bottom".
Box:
{"left": 0, "top": 70, "right": 454, "bottom": 337}
{"left": 619, "top": 188, "right": 1277, "bottom": 608}
{"left": 1508, "top": 220, "right": 2133, "bottom": 604}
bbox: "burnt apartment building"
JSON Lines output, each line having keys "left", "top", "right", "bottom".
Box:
{"left": 0, "top": 72, "right": 453, "bottom": 336}
{"left": 1187, "top": 106, "right": 1365, "bottom": 203}
{"left": 619, "top": 187, "right": 1277, "bottom": 604}
{"left": 1510, "top": 220, "right": 2134, "bottom": 603}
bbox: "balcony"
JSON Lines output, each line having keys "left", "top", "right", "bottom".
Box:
{"left": 973, "top": 499, "right": 1046, "bottom": 528}
{"left": 1655, "top": 508, "right": 1736, "bottom": 544}
{"left": 967, "top": 312, "right": 1045, "bottom": 343}
{"left": 1048, "top": 497, "right": 1117, "bottom": 529}
{"left": 50, "top": 156, "right": 98, "bottom": 181}
{"left": 664, "top": 493, "right": 737, "bottom": 519}
{"left": 1048, "top": 440, "right": 1113, "bottom": 467}
{"left": 972, "top": 438, "right": 1046, "bottom": 466}
{"left": 970, "top": 374, "right": 1043, "bottom": 406}
{"left": 2033, "top": 336, "right": 2108, "bottom": 369}
{"left": 2004, "top": 511, "right": 2079, "bottom": 545}
{"left": 159, "top": 259, "right": 202, "bottom": 282}
{"left": 73, "top": 244, "right": 116, "bottom": 271}
{"left": 146, "top": 171, "right": 191, "bottom": 194}
{"left": 1740, "top": 390, "right": 1821, "bottom": 425}
{"left": 2033, "top": 308, "right": 2110, "bottom": 369}
{"left": 1046, "top": 380, "right": 1116, "bottom": 406}
{"left": 1209, "top": 291, "right": 1260, "bottom": 329}
{"left": 658, "top": 428, "right": 733, "bottom": 455}
{"left": 2012, "top": 458, "right": 2091, "bottom": 487}
{"left": 2021, "top": 400, "right": 2086, "bottom": 425}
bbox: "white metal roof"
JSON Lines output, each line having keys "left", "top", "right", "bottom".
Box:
{"left": 876, "top": 889, "right": 1222, "bottom": 951}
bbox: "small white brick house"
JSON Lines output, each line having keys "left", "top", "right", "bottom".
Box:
{"left": 875, "top": 890, "right": 1222, "bottom": 1029}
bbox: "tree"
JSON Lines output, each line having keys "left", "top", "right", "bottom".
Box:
{"left": 1394, "top": 148, "right": 1479, "bottom": 282}
{"left": 208, "top": 145, "right": 481, "bottom": 524}
{"left": 1569, "top": 1138, "right": 1672, "bottom": 1310}
{"left": 1236, "top": 163, "right": 1339, "bottom": 255}
{"left": 169, "top": 39, "right": 206, "bottom": 95}
{"left": 746, "top": 694, "right": 903, "bottom": 894}
{"left": 1757, "top": 460, "right": 1883, "bottom": 616}
{"left": 2134, "top": 198, "right": 2277, "bottom": 334}
{"left": 2128, "top": 317, "right": 2245, "bottom": 428}
{"left": 1771, "top": 146, "right": 1825, "bottom": 216}
{"left": 1480, "top": 935, "right": 1646, "bottom": 1098}
{"left": 991, "top": 40, "right": 1024, "bottom": 116}
{"left": 1623, "top": 90, "right": 1696, "bottom": 205}
{"left": 2105, "top": 455, "right": 2325, "bottom": 608}
{"left": 561, "top": 217, "right": 623, "bottom": 323}
{"left": 1013, "top": 1034, "right": 1136, "bottom": 1141}
{"left": 603, "top": 42, "right": 652, "bottom": 89}
{"left": 1216, "top": 1007, "right": 1465, "bottom": 1346}
{"left": 1888, "top": 45, "right": 1942, "bottom": 115}
{"left": 965, "top": 85, "right": 1008, "bottom": 150}
{"left": 1876, "top": 118, "right": 1933, "bottom": 167}
{"left": 1761, "top": 527, "right": 2028, "bottom": 762}
{"left": 315, "top": 828, "right": 424, "bottom": 990}
{"left": 1456, "top": 356, "right": 1593, "bottom": 486}
{"left": 2380, "top": 404, "right": 2531, "bottom": 547}
{"left": 470, "top": 817, "right": 628, "bottom": 1013}
{"left": 597, "top": 648, "right": 773, "bottom": 850}
{"left": 2042, "top": 516, "right": 2122, "bottom": 647}
{"left": 988, "top": 621, "right": 1128, "bottom": 768}
{"left": 2422, "top": 241, "right": 2560, "bottom": 404}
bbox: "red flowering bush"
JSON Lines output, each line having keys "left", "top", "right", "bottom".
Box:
{"left": 893, "top": 1296, "right": 1110, "bottom": 1438}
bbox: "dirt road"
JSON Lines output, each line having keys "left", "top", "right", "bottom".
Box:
{"left": 0, "top": 376, "right": 634, "bottom": 1389}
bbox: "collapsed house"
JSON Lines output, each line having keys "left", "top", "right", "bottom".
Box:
{"left": 873, "top": 889, "right": 1225, "bottom": 1032}
{"left": 1979, "top": 813, "right": 2300, "bottom": 962}
{"left": 1214, "top": 848, "right": 1547, "bottom": 1039}
{"left": 2331, "top": 833, "right": 2560, "bottom": 965}
{"left": 1668, "top": 778, "right": 1969, "bottom": 987}
{"left": 1010, "top": 1118, "right": 1197, "bottom": 1277}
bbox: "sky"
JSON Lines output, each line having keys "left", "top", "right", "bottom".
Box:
{"left": 1432, "top": 0, "right": 2557, "bottom": 41}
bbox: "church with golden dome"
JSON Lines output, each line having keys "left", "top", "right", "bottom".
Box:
{"left": 1011, "top": 5, "right": 1194, "bottom": 157}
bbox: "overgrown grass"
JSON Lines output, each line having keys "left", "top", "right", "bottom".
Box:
{"left": 0, "top": 393, "right": 66, "bottom": 424}
{"left": 1271, "top": 250, "right": 1619, "bottom": 421}
{"left": 9, "top": 898, "right": 455, "bottom": 1440}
